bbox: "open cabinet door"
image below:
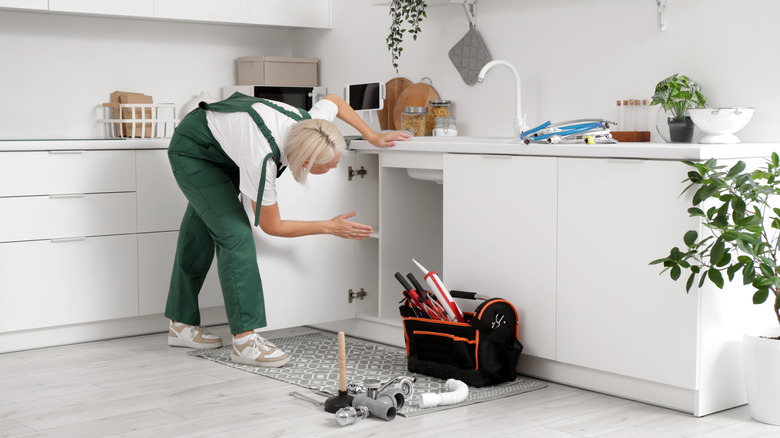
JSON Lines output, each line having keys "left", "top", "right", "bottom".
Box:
{"left": 246, "top": 151, "right": 378, "bottom": 330}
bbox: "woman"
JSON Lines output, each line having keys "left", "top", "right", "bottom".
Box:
{"left": 164, "top": 92, "right": 410, "bottom": 367}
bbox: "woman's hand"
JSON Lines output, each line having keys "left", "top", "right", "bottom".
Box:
{"left": 328, "top": 211, "right": 373, "bottom": 240}
{"left": 368, "top": 130, "right": 413, "bottom": 148}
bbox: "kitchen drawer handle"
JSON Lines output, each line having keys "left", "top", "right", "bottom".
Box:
{"left": 604, "top": 158, "right": 645, "bottom": 164}
{"left": 50, "top": 237, "right": 87, "bottom": 243}
{"left": 479, "top": 154, "right": 512, "bottom": 159}
{"left": 50, "top": 194, "right": 85, "bottom": 199}
{"left": 48, "top": 150, "right": 84, "bottom": 154}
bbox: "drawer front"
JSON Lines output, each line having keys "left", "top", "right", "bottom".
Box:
{"left": 136, "top": 150, "right": 186, "bottom": 232}
{"left": 0, "top": 234, "right": 139, "bottom": 332}
{"left": 0, "top": 193, "right": 137, "bottom": 242}
{"left": 0, "top": 150, "right": 136, "bottom": 197}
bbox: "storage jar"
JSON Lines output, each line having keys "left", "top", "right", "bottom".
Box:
{"left": 402, "top": 107, "right": 428, "bottom": 136}
{"left": 433, "top": 117, "right": 458, "bottom": 137}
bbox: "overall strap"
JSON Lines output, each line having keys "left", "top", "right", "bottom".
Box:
{"left": 200, "top": 92, "right": 313, "bottom": 227}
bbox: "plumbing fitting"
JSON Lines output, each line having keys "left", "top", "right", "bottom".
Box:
{"left": 352, "top": 393, "right": 397, "bottom": 421}
{"left": 335, "top": 405, "right": 369, "bottom": 427}
{"left": 417, "top": 379, "right": 469, "bottom": 408}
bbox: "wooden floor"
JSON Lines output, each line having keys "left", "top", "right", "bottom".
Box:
{"left": 1, "top": 325, "right": 777, "bottom": 438}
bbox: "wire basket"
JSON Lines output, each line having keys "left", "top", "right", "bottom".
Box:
{"left": 97, "top": 103, "right": 179, "bottom": 139}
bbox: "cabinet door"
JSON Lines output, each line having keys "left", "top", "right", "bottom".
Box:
{"left": 154, "top": 0, "right": 247, "bottom": 24}
{"left": 138, "top": 231, "right": 222, "bottom": 316}
{"left": 0, "top": 235, "right": 138, "bottom": 332}
{"left": 136, "top": 149, "right": 187, "bottom": 233}
{"left": 0, "top": 0, "right": 47, "bottom": 10}
{"left": 246, "top": 0, "right": 331, "bottom": 28}
{"left": 557, "top": 158, "right": 700, "bottom": 388}
{"left": 244, "top": 151, "right": 363, "bottom": 330}
{"left": 49, "top": 0, "right": 154, "bottom": 17}
{"left": 442, "top": 154, "right": 558, "bottom": 360}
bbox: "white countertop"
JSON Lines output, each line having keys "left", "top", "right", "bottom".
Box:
{"left": 0, "top": 138, "right": 170, "bottom": 151}
{"left": 350, "top": 137, "right": 780, "bottom": 161}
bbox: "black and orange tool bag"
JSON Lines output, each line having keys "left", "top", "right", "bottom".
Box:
{"left": 399, "top": 291, "right": 524, "bottom": 387}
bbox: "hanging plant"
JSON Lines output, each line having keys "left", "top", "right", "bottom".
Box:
{"left": 386, "top": 0, "right": 427, "bottom": 72}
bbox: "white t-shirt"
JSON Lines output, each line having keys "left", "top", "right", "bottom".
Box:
{"left": 205, "top": 98, "right": 339, "bottom": 206}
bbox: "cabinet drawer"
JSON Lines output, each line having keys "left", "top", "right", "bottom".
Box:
{"left": 0, "top": 192, "right": 137, "bottom": 242}
{"left": 136, "top": 150, "right": 186, "bottom": 232}
{"left": 0, "top": 150, "right": 136, "bottom": 197}
{"left": 0, "top": 234, "right": 138, "bottom": 332}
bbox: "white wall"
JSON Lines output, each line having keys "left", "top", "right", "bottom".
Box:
{"left": 0, "top": 10, "right": 294, "bottom": 139}
{"left": 295, "top": 0, "right": 780, "bottom": 142}
{"left": 2, "top": 1, "right": 779, "bottom": 142}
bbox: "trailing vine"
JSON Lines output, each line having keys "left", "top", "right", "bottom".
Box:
{"left": 386, "top": 0, "right": 427, "bottom": 72}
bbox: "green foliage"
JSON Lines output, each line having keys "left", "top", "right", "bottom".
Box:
{"left": 650, "top": 153, "right": 780, "bottom": 326}
{"left": 386, "top": 0, "right": 427, "bottom": 72}
{"left": 650, "top": 74, "right": 708, "bottom": 122}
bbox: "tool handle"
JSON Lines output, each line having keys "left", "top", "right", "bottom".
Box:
{"left": 394, "top": 272, "right": 413, "bottom": 292}
{"left": 450, "top": 290, "right": 477, "bottom": 300}
{"left": 407, "top": 273, "right": 427, "bottom": 296}
{"left": 338, "top": 332, "right": 347, "bottom": 392}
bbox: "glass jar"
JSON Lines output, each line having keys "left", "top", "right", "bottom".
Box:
{"left": 433, "top": 117, "right": 458, "bottom": 137}
{"left": 428, "top": 100, "right": 451, "bottom": 135}
{"left": 429, "top": 100, "right": 452, "bottom": 119}
{"left": 401, "top": 107, "right": 428, "bottom": 136}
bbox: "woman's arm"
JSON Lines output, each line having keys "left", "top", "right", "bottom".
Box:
{"left": 322, "top": 94, "right": 411, "bottom": 148}
{"left": 254, "top": 200, "right": 373, "bottom": 239}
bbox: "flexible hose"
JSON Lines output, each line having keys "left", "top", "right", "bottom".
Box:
{"left": 417, "top": 379, "right": 468, "bottom": 408}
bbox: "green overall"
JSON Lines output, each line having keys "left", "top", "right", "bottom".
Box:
{"left": 164, "top": 93, "right": 310, "bottom": 335}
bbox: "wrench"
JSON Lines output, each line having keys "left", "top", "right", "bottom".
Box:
{"left": 289, "top": 391, "right": 325, "bottom": 408}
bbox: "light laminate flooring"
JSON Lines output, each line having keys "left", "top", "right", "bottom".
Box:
{"left": 1, "top": 325, "right": 777, "bottom": 438}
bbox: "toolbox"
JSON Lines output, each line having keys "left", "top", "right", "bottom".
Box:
{"left": 399, "top": 293, "right": 524, "bottom": 387}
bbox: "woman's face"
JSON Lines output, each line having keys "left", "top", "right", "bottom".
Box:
{"left": 308, "top": 152, "right": 341, "bottom": 175}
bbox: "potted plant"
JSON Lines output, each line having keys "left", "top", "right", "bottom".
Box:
{"left": 650, "top": 74, "right": 707, "bottom": 143}
{"left": 651, "top": 154, "right": 780, "bottom": 424}
{"left": 386, "top": 0, "right": 427, "bottom": 72}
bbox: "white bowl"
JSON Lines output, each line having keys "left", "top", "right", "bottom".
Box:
{"left": 688, "top": 107, "right": 754, "bottom": 144}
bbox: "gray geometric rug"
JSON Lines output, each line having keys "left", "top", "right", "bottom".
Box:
{"left": 188, "top": 332, "right": 547, "bottom": 417}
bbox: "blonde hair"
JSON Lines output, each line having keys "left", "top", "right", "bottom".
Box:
{"left": 285, "top": 119, "right": 347, "bottom": 184}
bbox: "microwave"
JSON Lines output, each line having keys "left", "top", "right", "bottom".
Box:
{"left": 222, "top": 85, "right": 327, "bottom": 111}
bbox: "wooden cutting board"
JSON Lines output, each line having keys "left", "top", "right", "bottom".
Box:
{"left": 393, "top": 82, "right": 440, "bottom": 130}
{"left": 378, "top": 77, "right": 412, "bottom": 131}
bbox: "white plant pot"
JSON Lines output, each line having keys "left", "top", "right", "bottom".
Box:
{"left": 743, "top": 327, "right": 780, "bottom": 425}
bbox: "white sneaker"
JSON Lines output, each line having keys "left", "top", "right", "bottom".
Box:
{"left": 168, "top": 322, "right": 223, "bottom": 350}
{"left": 231, "top": 331, "right": 291, "bottom": 368}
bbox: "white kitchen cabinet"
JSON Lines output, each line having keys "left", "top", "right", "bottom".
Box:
{"left": 154, "top": 0, "right": 331, "bottom": 28}
{"left": 49, "top": 0, "right": 154, "bottom": 18}
{"left": 136, "top": 149, "right": 186, "bottom": 233}
{"left": 247, "top": 150, "right": 376, "bottom": 330}
{"left": 556, "top": 158, "right": 700, "bottom": 388}
{"left": 0, "top": 235, "right": 139, "bottom": 332}
{"left": 442, "top": 153, "right": 558, "bottom": 360}
{"left": 0, "top": 193, "right": 137, "bottom": 243}
{"left": 0, "top": 150, "right": 135, "bottom": 197}
{"left": 0, "top": 0, "right": 47, "bottom": 10}
{"left": 135, "top": 149, "right": 223, "bottom": 317}
{"left": 138, "top": 231, "right": 223, "bottom": 316}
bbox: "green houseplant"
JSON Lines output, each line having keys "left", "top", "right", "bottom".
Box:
{"left": 386, "top": 0, "right": 427, "bottom": 72}
{"left": 650, "top": 74, "right": 707, "bottom": 143}
{"left": 651, "top": 154, "right": 780, "bottom": 424}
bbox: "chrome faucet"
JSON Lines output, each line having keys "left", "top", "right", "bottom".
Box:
{"left": 477, "top": 60, "right": 527, "bottom": 137}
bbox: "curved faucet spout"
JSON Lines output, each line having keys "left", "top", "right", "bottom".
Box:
{"left": 477, "top": 60, "right": 526, "bottom": 137}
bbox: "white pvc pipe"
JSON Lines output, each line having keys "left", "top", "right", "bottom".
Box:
{"left": 417, "top": 379, "right": 469, "bottom": 408}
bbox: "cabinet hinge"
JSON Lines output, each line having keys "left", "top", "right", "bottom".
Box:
{"left": 348, "top": 166, "right": 367, "bottom": 181}
{"left": 348, "top": 288, "right": 367, "bottom": 303}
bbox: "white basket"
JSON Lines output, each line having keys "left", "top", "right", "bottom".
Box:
{"left": 97, "top": 103, "right": 179, "bottom": 139}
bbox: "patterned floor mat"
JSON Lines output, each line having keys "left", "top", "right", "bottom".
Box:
{"left": 188, "top": 332, "right": 547, "bottom": 417}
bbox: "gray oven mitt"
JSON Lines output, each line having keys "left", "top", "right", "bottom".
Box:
{"left": 449, "top": 27, "right": 491, "bottom": 85}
